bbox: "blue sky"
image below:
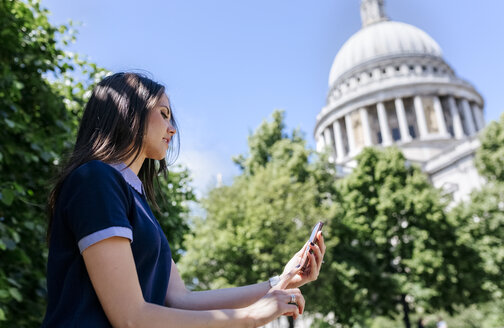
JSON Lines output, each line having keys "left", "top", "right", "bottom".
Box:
{"left": 42, "top": 0, "right": 504, "bottom": 195}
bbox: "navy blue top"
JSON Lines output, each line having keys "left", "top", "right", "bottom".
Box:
{"left": 42, "top": 160, "right": 172, "bottom": 327}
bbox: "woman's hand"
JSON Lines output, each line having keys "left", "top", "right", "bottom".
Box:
{"left": 280, "top": 231, "right": 326, "bottom": 289}
{"left": 241, "top": 288, "right": 305, "bottom": 327}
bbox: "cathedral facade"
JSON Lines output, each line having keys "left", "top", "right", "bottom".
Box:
{"left": 314, "top": 0, "right": 485, "bottom": 203}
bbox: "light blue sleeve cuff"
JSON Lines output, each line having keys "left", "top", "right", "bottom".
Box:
{"left": 78, "top": 226, "right": 133, "bottom": 253}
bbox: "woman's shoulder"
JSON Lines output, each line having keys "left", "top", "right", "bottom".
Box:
{"left": 65, "top": 160, "right": 125, "bottom": 188}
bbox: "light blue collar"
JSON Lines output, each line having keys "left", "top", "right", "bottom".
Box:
{"left": 109, "top": 163, "right": 144, "bottom": 195}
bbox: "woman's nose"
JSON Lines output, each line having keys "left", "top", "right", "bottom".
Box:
{"left": 167, "top": 122, "right": 176, "bottom": 136}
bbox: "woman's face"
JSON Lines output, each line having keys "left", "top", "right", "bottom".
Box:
{"left": 142, "top": 94, "right": 176, "bottom": 160}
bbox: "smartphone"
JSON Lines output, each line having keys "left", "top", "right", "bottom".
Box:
{"left": 300, "top": 221, "right": 324, "bottom": 272}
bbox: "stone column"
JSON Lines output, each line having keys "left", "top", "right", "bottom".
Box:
{"left": 316, "top": 135, "right": 325, "bottom": 152}
{"left": 377, "top": 102, "right": 392, "bottom": 145}
{"left": 344, "top": 114, "right": 356, "bottom": 155}
{"left": 461, "top": 99, "right": 476, "bottom": 135}
{"left": 323, "top": 128, "right": 333, "bottom": 151}
{"left": 448, "top": 96, "right": 464, "bottom": 139}
{"left": 433, "top": 96, "right": 449, "bottom": 137}
{"left": 359, "top": 107, "right": 372, "bottom": 146}
{"left": 394, "top": 97, "right": 412, "bottom": 142}
{"left": 322, "top": 128, "right": 334, "bottom": 161}
{"left": 332, "top": 119, "right": 345, "bottom": 161}
{"left": 413, "top": 96, "right": 429, "bottom": 139}
{"left": 472, "top": 103, "right": 485, "bottom": 131}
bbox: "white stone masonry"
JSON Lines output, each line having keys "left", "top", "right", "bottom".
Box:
{"left": 345, "top": 114, "right": 356, "bottom": 155}
{"left": 359, "top": 107, "right": 373, "bottom": 146}
{"left": 414, "top": 96, "right": 429, "bottom": 139}
{"left": 333, "top": 120, "right": 345, "bottom": 161}
{"left": 433, "top": 96, "right": 449, "bottom": 137}
{"left": 377, "top": 102, "right": 392, "bottom": 145}
{"left": 394, "top": 98, "right": 412, "bottom": 142}
{"left": 448, "top": 97, "right": 464, "bottom": 139}
{"left": 461, "top": 99, "right": 476, "bottom": 136}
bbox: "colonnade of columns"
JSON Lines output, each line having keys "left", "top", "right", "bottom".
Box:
{"left": 316, "top": 95, "right": 485, "bottom": 162}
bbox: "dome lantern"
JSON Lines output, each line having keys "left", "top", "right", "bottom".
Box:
{"left": 360, "top": 0, "right": 388, "bottom": 27}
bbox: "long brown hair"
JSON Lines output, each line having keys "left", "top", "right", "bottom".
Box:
{"left": 47, "top": 72, "right": 179, "bottom": 240}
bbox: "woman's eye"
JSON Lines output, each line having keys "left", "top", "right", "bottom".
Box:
{"left": 161, "top": 111, "right": 168, "bottom": 119}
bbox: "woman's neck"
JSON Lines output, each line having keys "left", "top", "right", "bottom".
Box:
{"left": 124, "top": 154, "right": 145, "bottom": 176}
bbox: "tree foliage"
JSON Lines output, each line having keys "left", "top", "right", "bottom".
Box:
{"left": 155, "top": 166, "right": 196, "bottom": 263}
{"left": 179, "top": 110, "right": 497, "bottom": 327}
{"left": 0, "top": 1, "right": 195, "bottom": 325}
{"left": 318, "top": 147, "right": 490, "bottom": 327}
{"left": 448, "top": 183, "right": 504, "bottom": 297}
{"left": 475, "top": 113, "right": 504, "bottom": 182}
{"left": 353, "top": 299, "right": 504, "bottom": 328}
{"left": 179, "top": 111, "right": 331, "bottom": 291}
{"left": 232, "top": 110, "right": 286, "bottom": 176}
{"left": 0, "top": 1, "right": 97, "bottom": 324}
{"left": 446, "top": 113, "right": 504, "bottom": 304}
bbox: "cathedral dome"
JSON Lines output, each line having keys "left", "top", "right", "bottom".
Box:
{"left": 315, "top": 0, "right": 486, "bottom": 205}
{"left": 328, "top": 20, "right": 443, "bottom": 87}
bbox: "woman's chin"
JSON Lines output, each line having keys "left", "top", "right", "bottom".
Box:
{"left": 146, "top": 153, "right": 166, "bottom": 161}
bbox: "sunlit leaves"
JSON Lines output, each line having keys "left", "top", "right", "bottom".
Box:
{"left": 179, "top": 110, "right": 330, "bottom": 294}
{"left": 0, "top": 0, "right": 105, "bottom": 325}
{"left": 314, "top": 147, "right": 490, "bottom": 326}
{"left": 475, "top": 113, "right": 504, "bottom": 182}
{"left": 0, "top": 1, "right": 196, "bottom": 325}
{"left": 155, "top": 166, "right": 196, "bottom": 263}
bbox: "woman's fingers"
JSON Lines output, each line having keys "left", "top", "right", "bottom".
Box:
{"left": 268, "top": 288, "right": 305, "bottom": 321}
{"left": 283, "top": 288, "right": 305, "bottom": 315}
{"left": 305, "top": 243, "right": 324, "bottom": 281}
{"left": 279, "top": 264, "right": 303, "bottom": 289}
{"left": 317, "top": 231, "right": 326, "bottom": 255}
{"left": 309, "top": 232, "right": 326, "bottom": 273}
{"left": 249, "top": 288, "right": 305, "bottom": 326}
{"left": 296, "top": 241, "right": 309, "bottom": 259}
{"left": 310, "top": 242, "right": 323, "bottom": 269}
{"left": 281, "top": 232, "right": 326, "bottom": 290}
{"left": 282, "top": 304, "right": 300, "bottom": 320}
{"left": 306, "top": 251, "right": 318, "bottom": 280}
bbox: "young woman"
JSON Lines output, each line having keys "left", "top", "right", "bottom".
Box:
{"left": 42, "top": 72, "right": 326, "bottom": 327}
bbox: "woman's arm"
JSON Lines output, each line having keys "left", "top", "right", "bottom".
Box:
{"left": 82, "top": 237, "right": 303, "bottom": 328}
{"left": 165, "top": 260, "right": 299, "bottom": 311}
{"left": 165, "top": 232, "right": 326, "bottom": 312}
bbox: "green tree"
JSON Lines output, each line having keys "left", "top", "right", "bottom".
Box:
{"left": 475, "top": 113, "right": 504, "bottom": 182}
{"left": 369, "top": 114, "right": 504, "bottom": 328}
{"left": 317, "top": 147, "right": 489, "bottom": 328}
{"left": 0, "top": 1, "right": 100, "bottom": 325}
{"left": 0, "top": 1, "right": 195, "bottom": 325}
{"left": 447, "top": 113, "right": 504, "bottom": 305}
{"left": 179, "top": 111, "right": 330, "bottom": 310}
{"left": 448, "top": 182, "right": 504, "bottom": 297}
{"left": 232, "top": 110, "right": 286, "bottom": 176}
{"left": 155, "top": 166, "right": 197, "bottom": 263}
{"left": 363, "top": 298, "right": 504, "bottom": 328}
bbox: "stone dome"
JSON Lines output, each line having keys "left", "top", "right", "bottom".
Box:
{"left": 328, "top": 20, "right": 443, "bottom": 87}
{"left": 314, "top": 0, "right": 486, "bottom": 205}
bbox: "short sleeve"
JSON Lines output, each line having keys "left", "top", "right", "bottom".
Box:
{"left": 62, "top": 161, "right": 133, "bottom": 253}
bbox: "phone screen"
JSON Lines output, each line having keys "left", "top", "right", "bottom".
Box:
{"left": 301, "top": 221, "right": 324, "bottom": 271}
{"left": 308, "top": 222, "right": 322, "bottom": 244}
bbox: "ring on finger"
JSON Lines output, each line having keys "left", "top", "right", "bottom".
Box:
{"left": 289, "top": 294, "right": 297, "bottom": 304}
